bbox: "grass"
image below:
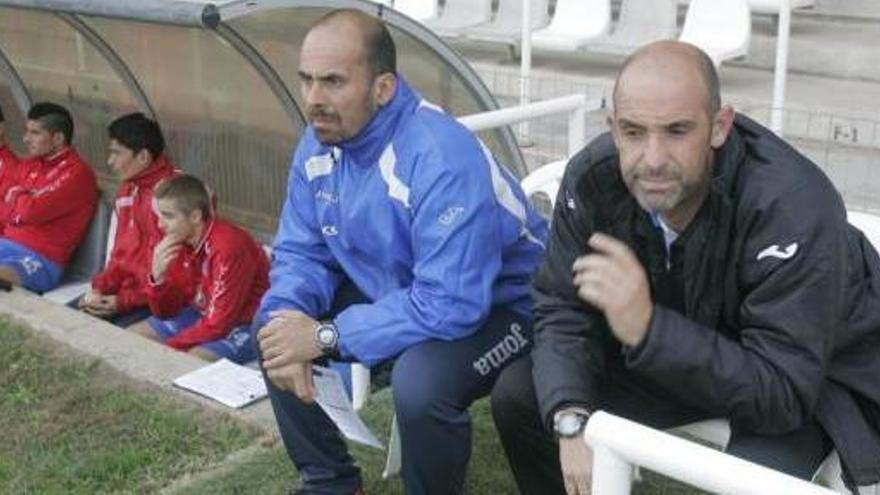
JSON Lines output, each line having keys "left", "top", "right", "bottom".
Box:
{"left": 0, "top": 316, "right": 704, "bottom": 494}
{"left": 0, "top": 318, "right": 259, "bottom": 494}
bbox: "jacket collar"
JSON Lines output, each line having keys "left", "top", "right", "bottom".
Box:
{"left": 43, "top": 146, "right": 76, "bottom": 168}
{"left": 329, "top": 74, "right": 420, "bottom": 167}
{"left": 192, "top": 218, "right": 216, "bottom": 255}
{"left": 128, "top": 154, "right": 176, "bottom": 188}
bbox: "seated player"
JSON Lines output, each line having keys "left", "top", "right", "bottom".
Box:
{"left": 130, "top": 174, "right": 269, "bottom": 363}
{"left": 0, "top": 102, "right": 98, "bottom": 293}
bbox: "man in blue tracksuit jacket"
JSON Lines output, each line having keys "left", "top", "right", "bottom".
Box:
{"left": 254, "top": 9, "right": 547, "bottom": 494}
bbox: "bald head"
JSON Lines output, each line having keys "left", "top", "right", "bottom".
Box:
{"left": 308, "top": 9, "right": 396, "bottom": 80}
{"left": 613, "top": 41, "right": 720, "bottom": 117}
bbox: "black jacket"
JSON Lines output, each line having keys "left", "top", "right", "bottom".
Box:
{"left": 531, "top": 114, "right": 880, "bottom": 486}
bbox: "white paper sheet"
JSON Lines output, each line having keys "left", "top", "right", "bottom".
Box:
{"left": 172, "top": 358, "right": 267, "bottom": 408}
{"left": 313, "top": 365, "right": 384, "bottom": 450}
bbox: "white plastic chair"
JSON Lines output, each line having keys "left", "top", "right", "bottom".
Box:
{"left": 465, "top": 0, "right": 551, "bottom": 45}
{"left": 749, "top": 0, "right": 815, "bottom": 15}
{"left": 679, "top": 0, "right": 752, "bottom": 67}
{"left": 391, "top": 0, "right": 439, "bottom": 22}
{"left": 531, "top": 0, "right": 611, "bottom": 52}
{"left": 587, "top": 0, "right": 678, "bottom": 54}
{"left": 423, "top": 0, "right": 493, "bottom": 37}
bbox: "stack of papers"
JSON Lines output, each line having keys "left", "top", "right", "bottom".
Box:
{"left": 172, "top": 361, "right": 383, "bottom": 450}
{"left": 173, "top": 358, "right": 267, "bottom": 408}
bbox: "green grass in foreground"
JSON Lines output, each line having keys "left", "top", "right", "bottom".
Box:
{"left": 0, "top": 318, "right": 259, "bottom": 494}
{"left": 0, "top": 316, "right": 704, "bottom": 494}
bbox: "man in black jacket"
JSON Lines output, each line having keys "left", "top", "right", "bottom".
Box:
{"left": 491, "top": 40, "right": 880, "bottom": 494}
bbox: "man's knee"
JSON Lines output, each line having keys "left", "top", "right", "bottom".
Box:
{"left": 491, "top": 356, "right": 538, "bottom": 431}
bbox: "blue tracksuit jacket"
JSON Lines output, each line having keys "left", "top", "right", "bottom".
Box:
{"left": 257, "top": 76, "right": 548, "bottom": 366}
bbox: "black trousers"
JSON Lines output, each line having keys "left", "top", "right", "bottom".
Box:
{"left": 490, "top": 355, "right": 833, "bottom": 494}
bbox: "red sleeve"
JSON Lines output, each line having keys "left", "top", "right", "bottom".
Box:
{"left": 144, "top": 254, "right": 196, "bottom": 319}
{"left": 91, "top": 261, "right": 123, "bottom": 295}
{"left": 0, "top": 146, "right": 20, "bottom": 224}
{"left": 115, "top": 284, "right": 148, "bottom": 314}
{"left": 165, "top": 243, "right": 258, "bottom": 350}
{"left": 4, "top": 163, "right": 95, "bottom": 225}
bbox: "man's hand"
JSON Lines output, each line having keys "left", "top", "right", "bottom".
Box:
{"left": 560, "top": 436, "right": 594, "bottom": 495}
{"left": 258, "top": 310, "right": 325, "bottom": 403}
{"left": 266, "top": 361, "right": 316, "bottom": 403}
{"left": 257, "top": 310, "right": 323, "bottom": 369}
{"left": 152, "top": 234, "right": 183, "bottom": 282}
{"left": 84, "top": 295, "right": 119, "bottom": 317}
{"left": 572, "top": 233, "right": 653, "bottom": 347}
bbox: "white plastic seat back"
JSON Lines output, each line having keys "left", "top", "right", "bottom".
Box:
{"left": 602, "top": 0, "right": 678, "bottom": 50}
{"left": 531, "top": 0, "right": 611, "bottom": 51}
{"left": 392, "top": 0, "right": 438, "bottom": 22}
{"left": 847, "top": 210, "right": 880, "bottom": 250}
{"left": 466, "top": 0, "right": 551, "bottom": 41}
{"left": 424, "top": 0, "right": 492, "bottom": 36}
{"left": 680, "top": 0, "right": 752, "bottom": 67}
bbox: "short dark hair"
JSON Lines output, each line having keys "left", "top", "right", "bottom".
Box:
{"left": 28, "top": 102, "right": 74, "bottom": 144}
{"left": 155, "top": 174, "right": 212, "bottom": 221}
{"left": 108, "top": 112, "right": 165, "bottom": 159}
{"left": 312, "top": 9, "right": 397, "bottom": 80}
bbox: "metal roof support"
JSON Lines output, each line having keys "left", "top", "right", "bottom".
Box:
{"left": 0, "top": 46, "right": 32, "bottom": 115}
{"left": 0, "top": 0, "right": 220, "bottom": 28}
{"left": 214, "top": 22, "right": 306, "bottom": 126}
{"left": 57, "top": 13, "right": 157, "bottom": 119}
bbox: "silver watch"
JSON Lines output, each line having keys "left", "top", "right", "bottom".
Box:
{"left": 553, "top": 410, "right": 589, "bottom": 438}
{"left": 314, "top": 320, "right": 339, "bottom": 355}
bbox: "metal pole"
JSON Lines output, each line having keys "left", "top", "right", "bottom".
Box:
{"left": 519, "top": 0, "right": 532, "bottom": 144}
{"left": 770, "top": 0, "right": 791, "bottom": 136}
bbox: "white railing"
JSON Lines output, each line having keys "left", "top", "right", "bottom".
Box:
{"left": 584, "top": 411, "right": 838, "bottom": 495}
{"left": 458, "top": 93, "right": 605, "bottom": 157}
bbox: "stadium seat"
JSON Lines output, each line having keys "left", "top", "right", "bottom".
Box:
{"left": 464, "top": 0, "right": 551, "bottom": 50}
{"left": 423, "top": 0, "right": 492, "bottom": 37}
{"left": 531, "top": 0, "right": 611, "bottom": 52}
{"left": 679, "top": 0, "right": 752, "bottom": 67}
{"left": 587, "top": 0, "right": 678, "bottom": 55}
{"left": 391, "top": 0, "right": 439, "bottom": 22}
{"left": 42, "top": 193, "right": 113, "bottom": 303}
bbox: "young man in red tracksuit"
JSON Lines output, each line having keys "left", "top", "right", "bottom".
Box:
{"left": 132, "top": 174, "right": 269, "bottom": 363}
{"left": 0, "top": 102, "right": 98, "bottom": 293}
{"left": 77, "top": 113, "right": 178, "bottom": 326}
{"left": 0, "top": 104, "right": 19, "bottom": 232}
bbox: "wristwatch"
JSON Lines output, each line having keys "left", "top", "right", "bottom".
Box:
{"left": 314, "top": 320, "right": 339, "bottom": 356}
{"left": 553, "top": 409, "right": 590, "bottom": 439}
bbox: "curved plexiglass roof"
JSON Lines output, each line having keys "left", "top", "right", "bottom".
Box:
{"left": 0, "top": 0, "right": 523, "bottom": 237}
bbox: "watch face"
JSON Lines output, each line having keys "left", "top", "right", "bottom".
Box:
{"left": 318, "top": 327, "right": 335, "bottom": 345}
{"left": 557, "top": 414, "right": 586, "bottom": 437}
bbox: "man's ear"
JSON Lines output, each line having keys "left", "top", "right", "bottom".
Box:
{"left": 606, "top": 112, "right": 621, "bottom": 148}
{"left": 710, "top": 105, "right": 735, "bottom": 149}
{"left": 136, "top": 148, "right": 153, "bottom": 166}
{"left": 52, "top": 131, "right": 66, "bottom": 149}
{"left": 374, "top": 72, "right": 397, "bottom": 107}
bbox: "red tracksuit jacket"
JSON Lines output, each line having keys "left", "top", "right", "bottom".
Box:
{"left": 144, "top": 218, "right": 270, "bottom": 350}
{"left": 0, "top": 145, "right": 20, "bottom": 231}
{"left": 0, "top": 146, "right": 98, "bottom": 267}
{"left": 90, "top": 155, "right": 178, "bottom": 313}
